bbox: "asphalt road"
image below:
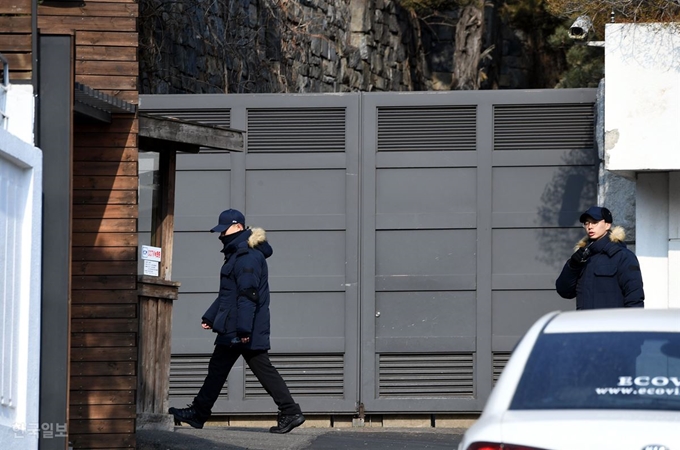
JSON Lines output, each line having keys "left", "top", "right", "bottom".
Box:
{"left": 137, "top": 427, "right": 465, "bottom": 450}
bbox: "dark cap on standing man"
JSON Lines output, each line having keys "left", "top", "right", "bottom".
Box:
{"left": 210, "top": 209, "right": 246, "bottom": 233}
{"left": 579, "top": 206, "right": 613, "bottom": 224}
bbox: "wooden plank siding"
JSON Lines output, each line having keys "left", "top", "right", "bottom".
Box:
{"left": 38, "top": 0, "right": 139, "bottom": 106}
{"left": 0, "top": 0, "right": 33, "bottom": 81}
{"left": 70, "top": 115, "right": 139, "bottom": 449}
{"left": 36, "top": 0, "right": 140, "bottom": 446}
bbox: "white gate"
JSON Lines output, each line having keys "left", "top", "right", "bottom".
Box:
{"left": 0, "top": 92, "right": 42, "bottom": 449}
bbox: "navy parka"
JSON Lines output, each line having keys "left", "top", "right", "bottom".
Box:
{"left": 556, "top": 226, "right": 644, "bottom": 309}
{"left": 202, "top": 228, "right": 273, "bottom": 349}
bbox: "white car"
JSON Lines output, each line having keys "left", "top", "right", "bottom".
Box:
{"left": 459, "top": 308, "right": 680, "bottom": 450}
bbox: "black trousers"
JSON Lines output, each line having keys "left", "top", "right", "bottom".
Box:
{"left": 193, "top": 344, "right": 301, "bottom": 418}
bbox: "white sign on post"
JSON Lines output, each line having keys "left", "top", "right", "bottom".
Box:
{"left": 141, "top": 245, "right": 162, "bottom": 262}
{"left": 144, "top": 260, "right": 159, "bottom": 277}
{"left": 141, "top": 245, "right": 162, "bottom": 276}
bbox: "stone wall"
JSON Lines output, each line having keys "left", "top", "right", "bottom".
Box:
{"left": 139, "top": 0, "right": 538, "bottom": 94}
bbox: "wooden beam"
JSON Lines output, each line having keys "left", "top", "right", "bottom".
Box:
{"left": 138, "top": 114, "right": 244, "bottom": 151}
{"left": 138, "top": 136, "right": 199, "bottom": 154}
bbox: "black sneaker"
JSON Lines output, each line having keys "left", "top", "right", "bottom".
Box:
{"left": 269, "top": 412, "right": 305, "bottom": 434}
{"left": 169, "top": 404, "right": 207, "bottom": 429}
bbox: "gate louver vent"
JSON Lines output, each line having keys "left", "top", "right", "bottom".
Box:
{"left": 379, "top": 353, "right": 474, "bottom": 397}
{"left": 144, "top": 109, "right": 231, "bottom": 127}
{"left": 493, "top": 352, "right": 512, "bottom": 384}
{"left": 247, "top": 108, "right": 345, "bottom": 152}
{"left": 245, "top": 354, "right": 344, "bottom": 397}
{"left": 377, "top": 106, "right": 477, "bottom": 152}
{"left": 494, "top": 104, "right": 594, "bottom": 150}
{"left": 170, "top": 355, "right": 225, "bottom": 397}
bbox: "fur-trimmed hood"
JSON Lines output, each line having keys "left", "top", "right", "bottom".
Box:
{"left": 247, "top": 227, "right": 272, "bottom": 258}
{"left": 574, "top": 225, "right": 626, "bottom": 251}
{"left": 220, "top": 227, "right": 273, "bottom": 259}
{"left": 247, "top": 227, "right": 267, "bottom": 248}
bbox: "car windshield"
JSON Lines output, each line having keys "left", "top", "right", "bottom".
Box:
{"left": 510, "top": 331, "right": 680, "bottom": 411}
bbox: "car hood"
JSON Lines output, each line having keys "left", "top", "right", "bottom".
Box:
{"left": 499, "top": 410, "right": 680, "bottom": 450}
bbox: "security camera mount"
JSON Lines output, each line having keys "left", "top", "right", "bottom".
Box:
{"left": 569, "top": 15, "right": 593, "bottom": 41}
{"left": 568, "top": 15, "right": 604, "bottom": 47}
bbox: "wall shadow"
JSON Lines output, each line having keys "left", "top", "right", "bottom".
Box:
{"left": 535, "top": 147, "right": 599, "bottom": 271}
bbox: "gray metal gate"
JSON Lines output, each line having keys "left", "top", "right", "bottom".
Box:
{"left": 139, "top": 89, "right": 597, "bottom": 415}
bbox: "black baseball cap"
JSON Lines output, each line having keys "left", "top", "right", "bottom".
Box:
{"left": 210, "top": 209, "right": 245, "bottom": 233}
{"left": 579, "top": 206, "right": 613, "bottom": 224}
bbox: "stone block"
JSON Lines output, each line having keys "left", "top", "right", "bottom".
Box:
{"left": 388, "top": 13, "right": 399, "bottom": 33}
{"left": 373, "top": 23, "right": 384, "bottom": 40}
{"left": 332, "top": 415, "right": 354, "bottom": 428}
{"left": 371, "top": 52, "right": 384, "bottom": 73}
{"left": 374, "top": 9, "right": 384, "bottom": 24}
{"left": 136, "top": 413, "right": 174, "bottom": 432}
{"left": 311, "top": 37, "right": 323, "bottom": 56}
{"left": 434, "top": 414, "right": 479, "bottom": 428}
{"left": 382, "top": 415, "right": 431, "bottom": 428}
{"left": 350, "top": 31, "right": 364, "bottom": 49}
{"left": 328, "top": 44, "right": 338, "bottom": 61}
{"left": 394, "top": 43, "right": 406, "bottom": 63}
{"left": 366, "top": 415, "right": 383, "bottom": 427}
{"left": 309, "top": 64, "right": 322, "bottom": 79}
{"left": 226, "top": 415, "right": 272, "bottom": 427}
{"left": 349, "top": 70, "right": 364, "bottom": 88}
{"left": 372, "top": 74, "right": 387, "bottom": 91}
{"left": 323, "top": 59, "right": 338, "bottom": 75}
{"left": 349, "top": 49, "right": 362, "bottom": 70}
{"left": 321, "top": 82, "right": 336, "bottom": 92}
{"left": 302, "top": 416, "right": 332, "bottom": 427}
{"left": 359, "top": 35, "right": 372, "bottom": 60}
{"left": 340, "top": 59, "right": 350, "bottom": 83}
{"left": 203, "top": 415, "right": 230, "bottom": 427}
{"left": 296, "top": 75, "right": 310, "bottom": 92}
{"left": 350, "top": 0, "right": 371, "bottom": 33}
{"left": 390, "top": 69, "right": 402, "bottom": 90}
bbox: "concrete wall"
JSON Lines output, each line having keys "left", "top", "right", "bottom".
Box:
{"left": 603, "top": 23, "right": 680, "bottom": 309}
{"left": 604, "top": 23, "right": 680, "bottom": 173}
{"left": 0, "top": 86, "right": 42, "bottom": 450}
{"left": 596, "top": 80, "right": 636, "bottom": 239}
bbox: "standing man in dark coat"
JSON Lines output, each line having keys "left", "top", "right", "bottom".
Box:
{"left": 169, "top": 209, "right": 305, "bottom": 433}
{"left": 556, "top": 206, "right": 645, "bottom": 309}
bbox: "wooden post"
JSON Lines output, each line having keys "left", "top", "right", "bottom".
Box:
{"left": 134, "top": 114, "right": 243, "bottom": 434}
{"left": 152, "top": 149, "right": 176, "bottom": 280}
{"left": 136, "top": 276, "right": 180, "bottom": 430}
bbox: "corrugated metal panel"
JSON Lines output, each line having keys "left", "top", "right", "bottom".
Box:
{"left": 245, "top": 354, "right": 344, "bottom": 398}
{"left": 492, "top": 352, "right": 511, "bottom": 384}
{"left": 169, "top": 355, "right": 220, "bottom": 397}
{"left": 144, "top": 109, "right": 231, "bottom": 126}
{"left": 247, "top": 108, "right": 345, "bottom": 152}
{"left": 377, "top": 106, "right": 477, "bottom": 152}
{"left": 494, "top": 104, "right": 594, "bottom": 150}
{"left": 378, "top": 353, "right": 474, "bottom": 397}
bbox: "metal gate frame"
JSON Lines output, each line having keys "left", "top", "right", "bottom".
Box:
{"left": 139, "top": 88, "right": 598, "bottom": 415}
{"left": 359, "top": 90, "right": 598, "bottom": 413}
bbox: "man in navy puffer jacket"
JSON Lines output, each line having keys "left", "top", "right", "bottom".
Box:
{"left": 556, "top": 206, "right": 645, "bottom": 309}
{"left": 169, "top": 209, "right": 304, "bottom": 433}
